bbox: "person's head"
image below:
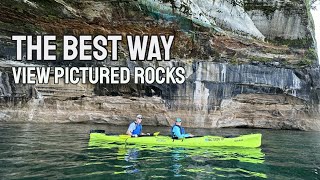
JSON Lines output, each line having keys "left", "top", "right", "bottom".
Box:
{"left": 136, "top": 114, "right": 143, "bottom": 124}
{"left": 175, "top": 118, "right": 182, "bottom": 126}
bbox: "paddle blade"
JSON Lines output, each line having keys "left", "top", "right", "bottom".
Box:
{"left": 153, "top": 132, "right": 160, "bottom": 136}
{"left": 119, "top": 135, "right": 131, "bottom": 139}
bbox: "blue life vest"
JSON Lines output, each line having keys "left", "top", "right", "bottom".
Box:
{"left": 132, "top": 123, "right": 142, "bottom": 135}
{"left": 171, "top": 125, "right": 185, "bottom": 138}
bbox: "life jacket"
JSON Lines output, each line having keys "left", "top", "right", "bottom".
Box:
{"left": 171, "top": 125, "right": 185, "bottom": 138}
{"left": 132, "top": 122, "right": 142, "bottom": 135}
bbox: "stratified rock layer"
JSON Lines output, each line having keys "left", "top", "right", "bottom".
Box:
{"left": 0, "top": 0, "right": 319, "bottom": 130}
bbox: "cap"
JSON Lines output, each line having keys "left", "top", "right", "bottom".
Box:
{"left": 176, "top": 118, "right": 182, "bottom": 122}
{"left": 136, "top": 114, "right": 143, "bottom": 119}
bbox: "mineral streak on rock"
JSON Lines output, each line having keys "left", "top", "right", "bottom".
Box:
{"left": 0, "top": 0, "right": 319, "bottom": 130}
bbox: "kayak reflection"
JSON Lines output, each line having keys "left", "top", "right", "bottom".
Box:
{"left": 88, "top": 141, "right": 266, "bottom": 178}
{"left": 89, "top": 141, "right": 265, "bottom": 164}
{"left": 170, "top": 147, "right": 267, "bottom": 178}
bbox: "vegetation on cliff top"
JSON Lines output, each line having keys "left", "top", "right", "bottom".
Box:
{"left": 0, "top": 0, "right": 317, "bottom": 68}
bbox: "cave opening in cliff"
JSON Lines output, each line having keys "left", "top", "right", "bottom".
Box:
{"left": 145, "top": 85, "right": 162, "bottom": 97}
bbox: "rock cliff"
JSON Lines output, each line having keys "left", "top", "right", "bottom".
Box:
{"left": 0, "top": 0, "right": 319, "bottom": 130}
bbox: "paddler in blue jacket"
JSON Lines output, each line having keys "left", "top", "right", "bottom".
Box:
{"left": 126, "top": 114, "right": 147, "bottom": 137}
{"left": 171, "top": 118, "right": 194, "bottom": 139}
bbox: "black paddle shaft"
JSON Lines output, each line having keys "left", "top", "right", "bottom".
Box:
{"left": 90, "top": 130, "right": 105, "bottom": 134}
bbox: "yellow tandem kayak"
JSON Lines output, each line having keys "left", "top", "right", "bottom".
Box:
{"left": 89, "top": 132, "right": 262, "bottom": 148}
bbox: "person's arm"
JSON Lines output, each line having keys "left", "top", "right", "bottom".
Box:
{"left": 140, "top": 125, "right": 145, "bottom": 135}
{"left": 126, "top": 129, "right": 132, "bottom": 136}
{"left": 126, "top": 123, "right": 135, "bottom": 136}
{"left": 184, "top": 133, "right": 191, "bottom": 138}
{"left": 173, "top": 126, "right": 188, "bottom": 139}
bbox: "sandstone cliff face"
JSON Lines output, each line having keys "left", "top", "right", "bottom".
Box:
{"left": 0, "top": 0, "right": 319, "bottom": 130}
{"left": 245, "top": 0, "right": 313, "bottom": 41}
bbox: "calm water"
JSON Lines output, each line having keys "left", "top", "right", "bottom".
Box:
{"left": 0, "top": 123, "right": 319, "bottom": 180}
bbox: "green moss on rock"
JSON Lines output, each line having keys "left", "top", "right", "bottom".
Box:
{"left": 306, "top": 48, "right": 318, "bottom": 61}
{"left": 249, "top": 56, "right": 272, "bottom": 63}
{"left": 268, "top": 37, "right": 314, "bottom": 48}
{"left": 244, "top": 1, "right": 277, "bottom": 17}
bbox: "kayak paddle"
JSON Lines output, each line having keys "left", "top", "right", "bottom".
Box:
{"left": 153, "top": 132, "right": 160, "bottom": 136}
{"left": 119, "top": 132, "right": 160, "bottom": 139}
{"left": 119, "top": 135, "right": 131, "bottom": 139}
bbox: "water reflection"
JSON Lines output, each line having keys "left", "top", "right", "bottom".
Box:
{"left": 171, "top": 147, "right": 185, "bottom": 177}
{"left": 1, "top": 124, "right": 319, "bottom": 179}
{"left": 171, "top": 147, "right": 266, "bottom": 178}
{"left": 88, "top": 141, "right": 266, "bottom": 178}
{"left": 117, "top": 147, "right": 140, "bottom": 174}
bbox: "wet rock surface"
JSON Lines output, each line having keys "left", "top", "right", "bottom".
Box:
{"left": 0, "top": 0, "right": 319, "bottom": 130}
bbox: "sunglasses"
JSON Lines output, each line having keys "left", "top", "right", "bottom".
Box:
{"left": 138, "top": 117, "right": 142, "bottom": 119}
